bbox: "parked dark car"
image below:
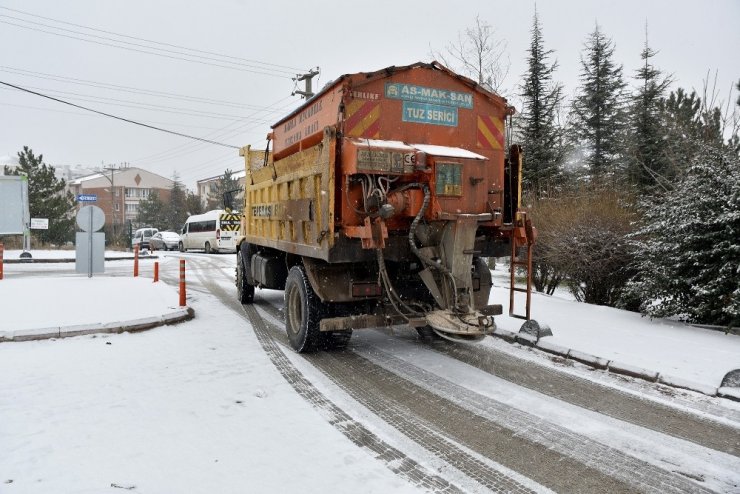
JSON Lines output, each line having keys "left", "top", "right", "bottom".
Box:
{"left": 149, "top": 231, "right": 181, "bottom": 251}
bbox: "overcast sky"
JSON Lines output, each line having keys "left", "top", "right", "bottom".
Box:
{"left": 1, "top": 0, "right": 737, "bottom": 190}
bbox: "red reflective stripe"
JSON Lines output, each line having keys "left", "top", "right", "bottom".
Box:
{"left": 345, "top": 101, "right": 377, "bottom": 132}
{"left": 362, "top": 118, "right": 381, "bottom": 138}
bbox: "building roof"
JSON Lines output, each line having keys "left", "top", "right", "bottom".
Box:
{"left": 69, "top": 166, "right": 175, "bottom": 188}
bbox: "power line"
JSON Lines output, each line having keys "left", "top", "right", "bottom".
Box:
{"left": 0, "top": 65, "right": 272, "bottom": 109}
{"left": 0, "top": 13, "right": 296, "bottom": 77}
{"left": 0, "top": 84, "right": 277, "bottom": 121}
{"left": 133, "top": 98, "right": 296, "bottom": 165}
{"left": 0, "top": 18, "right": 291, "bottom": 78}
{"left": 0, "top": 5, "right": 307, "bottom": 73}
{"left": 0, "top": 80, "right": 241, "bottom": 149}
{"left": 0, "top": 100, "right": 242, "bottom": 129}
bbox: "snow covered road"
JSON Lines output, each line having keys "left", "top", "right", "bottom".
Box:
{"left": 1, "top": 252, "right": 739, "bottom": 493}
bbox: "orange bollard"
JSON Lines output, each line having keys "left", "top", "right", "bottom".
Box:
{"left": 134, "top": 244, "right": 139, "bottom": 277}
{"left": 0, "top": 243, "right": 4, "bottom": 280}
{"left": 153, "top": 261, "right": 159, "bottom": 283}
{"left": 179, "top": 259, "right": 186, "bottom": 306}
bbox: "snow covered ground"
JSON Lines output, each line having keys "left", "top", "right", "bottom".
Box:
{"left": 1, "top": 250, "right": 739, "bottom": 493}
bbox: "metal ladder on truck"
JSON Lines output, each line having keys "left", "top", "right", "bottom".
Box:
{"left": 509, "top": 211, "right": 535, "bottom": 320}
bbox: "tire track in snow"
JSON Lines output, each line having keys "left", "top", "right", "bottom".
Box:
{"left": 187, "top": 257, "right": 466, "bottom": 493}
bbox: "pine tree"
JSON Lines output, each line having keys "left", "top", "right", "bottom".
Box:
{"left": 660, "top": 87, "right": 733, "bottom": 178}
{"left": 660, "top": 88, "right": 703, "bottom": 173}
{"left": 627, "top": 29, "right": 672, "bottom": 192}
{"left": 207, "top": 169, "right": 242, "bottom": 211}
{"left": 3, "top": 146, "right": 76, "bottom": 245}
{"left": 135, "top": 191, "right": 167, "bottom": 230}
{"left": 570, "top": 25, "right": 627, "bottom": 177}
{"left": 166, "top": 175, "right": 189, "bottom": 231}
{"left": 518, "top": 9, "right": 565, "bottom": 196}
{"left": 185, "top": 190, "right": 204, "bottom": 218}
{"left": 627, "top": 145, "right": 740, "bottom": 325}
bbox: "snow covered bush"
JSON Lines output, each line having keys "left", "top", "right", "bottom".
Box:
{"left": 626, "top": 146, "right": 740, "bottom": 325}
{"left": 528, "top": 184, "right": 637, "bottom": 305}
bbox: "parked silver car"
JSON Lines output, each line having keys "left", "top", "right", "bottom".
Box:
{"left": 149, "top": 231, "right": 181, "bottom": 251}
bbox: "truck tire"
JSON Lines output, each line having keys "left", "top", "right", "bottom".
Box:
{"left": 322, "top": 331, "right": 352, "bottom": 350}
{"left": 179, "top": 241, "right": 184, "bottom": 252}
{"left": 416, "top": 325, "right": 441, "bottom": 341}
{"left": 204, "top": 241, "right": 212, "bottom": 254}
{"left": 285, "top": 265, "right": 325, "bottom": 352}
{"left": 236, "top": 250, "right": 254, "bottom": 304}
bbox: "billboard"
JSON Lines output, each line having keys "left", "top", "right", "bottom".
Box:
{"left": 0, "top": 175, "right": 29, "bottom": 235}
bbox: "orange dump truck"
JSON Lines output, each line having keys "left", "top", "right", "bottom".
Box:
{"left": 236, "top": 61, "right": 534, "bottom": 352}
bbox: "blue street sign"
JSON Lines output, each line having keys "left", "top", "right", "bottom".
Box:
{"left": 77, "top": 194, "right": 97, "bottom": 202}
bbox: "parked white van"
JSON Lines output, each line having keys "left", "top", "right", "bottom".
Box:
{"left": 132, "top": 227, "right": 158, "bottom": 251}
{"left": 179, "top": 210, "right": 240, "bottom": 253}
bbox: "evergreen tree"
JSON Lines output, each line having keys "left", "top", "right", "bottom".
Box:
{"left": 660, "top": 88, "right": 703, "bottom": 174}
{"left": 626, "top": 30, "right": 672, "bottom": 192}
{"left": 185, "top": 190, "right": 204, "bottom": 218}
{"left": 518, "top": 9, "right": 565, "bottom": 196}
{"left": 570, "top": 25, "right": 627, "bottom": 177}
{"left": 627, "top": 145, "right": 740, "bottom": 325}
{"left": 166, "top": 175, "right": 189, "bottom": 231}
{"left": 207, "top": 169, "right": 242, "bottom": 211}
{"left": 3, "top": 146, "right": 76, "bottom": 245}
{"left": 660, "top": 87, "right": 733, "bottom": 178}
{"left": 135, "top": 190, "right": 167, "bottom": 230}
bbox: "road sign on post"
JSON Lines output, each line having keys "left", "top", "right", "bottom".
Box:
{"left": 30, "top": 218, "right": 49, "bottom": 230}
{"left": 77, "top": 194, "right": 97, "bottom": 202}
{"left": 75, "top": 205, "right": 105, "bottom": 277}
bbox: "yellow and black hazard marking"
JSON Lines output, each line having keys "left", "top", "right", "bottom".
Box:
{"left": 219, "top": 212, "right": 241, "bottom": 231}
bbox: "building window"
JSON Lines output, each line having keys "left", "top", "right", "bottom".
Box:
{"left": 124, "top": 188, "right": 153, "bottom": 198}
{"left": 115, "top": 203, "right": 120, "bottom": 212}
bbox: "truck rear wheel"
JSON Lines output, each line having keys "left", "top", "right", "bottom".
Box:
{"left": 204, "top": 241, "right": 212, "bottom": 254}
{"left": 416, "top": 325, "right": 441, "bottom": 341}
{"left": 236, "top": 250, "right": 254, "bottom": 304}
{"left": 285, "top": 265, "right": 325, "bottom": 352}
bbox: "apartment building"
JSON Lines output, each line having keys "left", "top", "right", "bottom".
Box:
{"left": 68, "top": 166, "right": 174, "bottom": 229}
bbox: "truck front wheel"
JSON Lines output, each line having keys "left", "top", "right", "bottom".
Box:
{"left": 285, "top": 265, "right": 324, "bottom": 352}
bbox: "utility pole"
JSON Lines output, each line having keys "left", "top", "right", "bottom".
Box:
{"left": 292, "top": 67, "right": 320, "bottom": 99}
{"left": 103, "top": 165, "right": 117, "bottom": 238}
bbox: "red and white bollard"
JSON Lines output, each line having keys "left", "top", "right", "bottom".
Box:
{"left": 153, "top": 261, "right": 159, "bottom": 283}
{"left": 179, "top": 259, "right": 186, "bottom": 306}
{"left": 0, "top": 243, "right": 4, "bottom": 280}
{"left": 134, "top": 244, "right": 139, "bottom": 277}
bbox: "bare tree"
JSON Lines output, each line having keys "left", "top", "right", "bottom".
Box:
{"left": 431, "top": 15, "right": 510, "bottom": 94}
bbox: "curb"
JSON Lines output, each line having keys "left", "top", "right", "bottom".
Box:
{"left": 0, "top": 307, "right": 194, "bottom": 343}
{"left": 3, "top": 255, "right": 159, "bottom": 264}
{"left": 689, "top": 323, "right": 740, "bottom": 336}
{"left": 488, "top": 331, "right": 729, "bottom": 399}
{"left": 718, "top": 387, "right": 740, "bottom": 402}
